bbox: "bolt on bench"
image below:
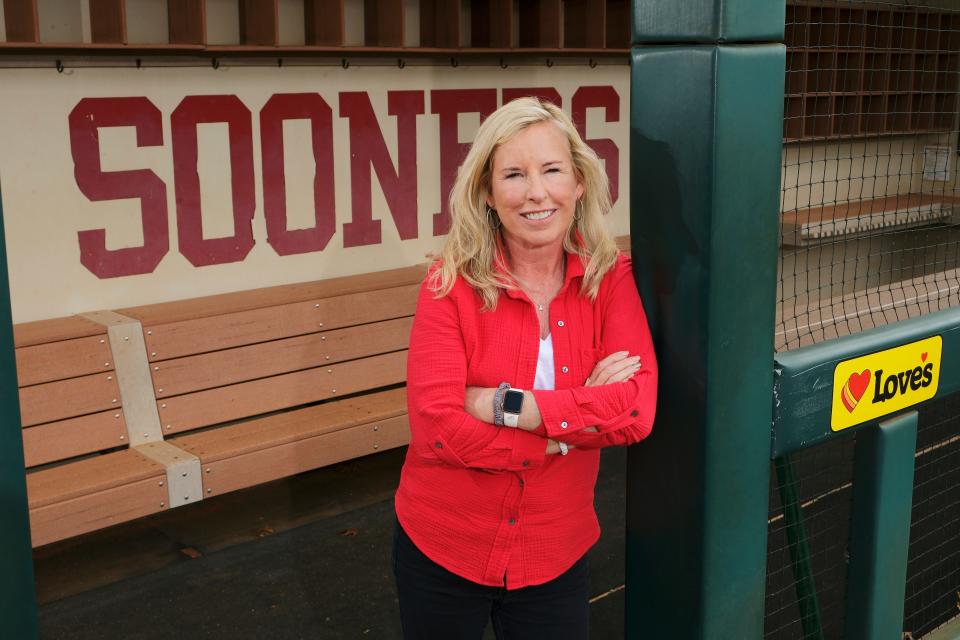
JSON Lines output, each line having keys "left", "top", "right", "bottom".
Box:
{"left": 16, "top": 265, "right": 424, "bottom": 547}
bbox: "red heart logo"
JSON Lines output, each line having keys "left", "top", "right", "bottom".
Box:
{"left": 921, "top": 352, "right": 928, "bottom": 362}
{"left": 842, "top": 369, "right": 872, "bottom": 412}
{"left": 848, "top": 369, "right": 870, "bottom": 401}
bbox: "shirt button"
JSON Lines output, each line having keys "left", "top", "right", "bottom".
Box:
{"left": 561, "top": 421, "right": 568, "bottom": 429}
{"left": 519, "top": 478, "right": 525, "bottom": 487}
{"left": 509, "top": 518, "right": 517, "bottom": 525}
{"left": 522, "top": 460, "right": 530, "bottom": 467}
{"left": 630, "top": 410, "right": 639, "bottom": 417}
{"left": 435, "top": 442, "right": 443, "bottom": 449}
{"left": 557, "top": 320, "right": 565, "bottom": 327}
{"left": 561, "top": 366, "right": 569, "bottom": 374}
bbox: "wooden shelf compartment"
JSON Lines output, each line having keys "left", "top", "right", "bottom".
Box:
{"left": 90, "top": 0, "right": 126, "bottom": 44}
{"left": 419, "top": 0, "right": 459, "bottom": 48}
{"left": 785, "top": 3, "right": 810, "bottom": 48}
{"left": 304, "top": 0, "right": 343, "bottom": 46}
{"left": 364, "top": 0, "right": 402, "bottom": 47}
{"left": 945, "top": 13, "right": 960, "bottom": 52}
{"left": 564, "top": 0, "right": 605, "bottom": 49}
{"left": 863, "top": 51, "right": 889, "bottom": 93}
{"left": 936, "top": 53, "right": 959, "bottom": 93}
{"left": 605, "top": 0, "right": 630, "bottom": 48}
{"left": 836, "top": 50, "right": 862, "bottom": 92}
{"left": 890, "top": 9, "right": 916, "bottom": 50}
{"left": 862, "top": 93, "right": 887, "bottom": 134}
{"left": 784, "top": 96, "right": 805, "bottom": 139}
{"left": 518, "top": 0, "right": 561, "bottom": 48}
{"left": 470, "top": 0, "right": 512, "bottom": 48}
{"left": 806, "top": 50, "right": 835, "bottom": 93}
{"left": 935, "top": 93, "right": 959, "bottom": 130}
{"left": 786, "top": 50, "right": 807, "bottom": 95}
{"left": 889, "top": 52, "right": 914, "bottom": 92}
{"left": 915, "top": 11, "right": 941, "bottom": 52}
{"left": 864, "top": 7, "right": 891, "bottom": 50}
{"left": 832, "top": 94, "right": 860, "bottom": 136}
{"left": 915, "top": 53, "right": 940, "bottom": 92}
{"left": 3, "top": 0, "right": 39, "bottom": 42}
{"left": 168, "top": 0, "right": 205, "bottom": 45}
{"left": 804, "top": 95, "right": 833, "bottom": 138}
{"left": 238, "top": 0, "right": 278, "bottom": 46}
{"left": 886, "top": 92, "right": 914, "bottom": 131}
{"left": 835, "top": 6, "right": 864, "bottom": 48}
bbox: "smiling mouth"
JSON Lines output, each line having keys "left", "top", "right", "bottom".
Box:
{"left": 521, "top": 210, "right": 555, "bottom": 221}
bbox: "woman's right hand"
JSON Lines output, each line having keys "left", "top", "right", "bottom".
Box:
{"left": 585, "top": 351, "right": 641, "bottom": 386}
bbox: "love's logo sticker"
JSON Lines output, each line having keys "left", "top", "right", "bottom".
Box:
{"left": 831, "top": 336, "right": 942, "bottom": 431}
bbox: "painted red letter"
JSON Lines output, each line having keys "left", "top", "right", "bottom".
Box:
{"left": 429, "top": 89, "right": 498, "bottom": 236}
{"left": 69, "top": 97, "right": 168, "bottom": 278}
{"left": 571, "top": 86, "right": 620, "bottom": 204}
{"left": 171, "top": 95, "right": 256, "bottom": 267}
{"left": 339, "top": 91, "right": 425, "bottom": 247}
{"left": 260, "top": 93, "right": 336, "bottom": 256}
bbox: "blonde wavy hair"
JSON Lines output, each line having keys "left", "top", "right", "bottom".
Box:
{"left": 430, "top": 97, "right": 619, "bottom": 309}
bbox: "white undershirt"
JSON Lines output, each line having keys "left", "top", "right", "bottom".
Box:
{"left": 534, "top": 334, "right": 556, "bottom": 391}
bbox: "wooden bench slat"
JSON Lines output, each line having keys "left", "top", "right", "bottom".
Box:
{"left": 153, "top": 316, "right": 413, "bottom": 398}
{"left": 30, "top": 476, "right": 168, "bottom": 547}
{"left": 120, "top": 264, "right": 427, "bottom": 326}
{"left": 27, "top": 448, "right": 164, "bottom": 509}
{"left": 23, "top": 410, "right": 127, "bottom": 468}
{"left": 144, "top": 284, "right": 419, "bottom": 361}
{"left": 193, "top": 414, "right": 409, "bottom": 497}
{"left": 173, "top": 388, "right": 407, "bottom": 462}
{"left": 13, "top": 316, "right": 106, "bottom": 349}
{"left": 157, "top": 351, "right": 408, "bottom": 434}
{"left": 19, "top": 371, "right": 121, "bottom": 427}
{"left": 16, "top": 334, "right": 114, "bottom": 387}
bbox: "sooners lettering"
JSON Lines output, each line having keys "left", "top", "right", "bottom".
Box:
{"left": 68, "top": 87, "right": 622, "bottom": 278}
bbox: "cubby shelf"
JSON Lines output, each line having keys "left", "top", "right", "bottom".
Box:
{"left": 1, "top": 0, "right": 631, "bottom": 50}
{"left": 784, "top": 0, "right": 960, "bottom": 141}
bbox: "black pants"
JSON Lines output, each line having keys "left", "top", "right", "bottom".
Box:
{"left": 392, "top": 521, "right": 590, "bottom": 640}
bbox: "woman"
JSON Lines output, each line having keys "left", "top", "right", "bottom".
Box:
{"left": 393, "top": 97, "right": 657, "bottom": 639}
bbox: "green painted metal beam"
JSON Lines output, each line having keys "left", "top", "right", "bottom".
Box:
{"left": 772, "top": 305, "right": 960, "bottom": 458}
{"left": 632, "top": 0, "right": 784, "bottom": 44}
{"left": 0, "top": 183, "right": 38, "bottom": 639}
{"left": 843, "top": 411, "right": 917, "bottom": 640}
{"left": 626, "top": 42, "right": 784, "bottom": 638}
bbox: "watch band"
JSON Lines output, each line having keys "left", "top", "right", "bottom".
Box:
{"left": 493, "top": 382, "right": 510, "bottom": 426}
{"left": 504, "top": 412, "right": 520, "bottom": 428}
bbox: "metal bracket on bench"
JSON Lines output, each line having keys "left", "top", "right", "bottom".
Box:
{"left": 81, "top": 310, "right": 205, "bottom": 509}
{"left": 135, "top": 441, "right": 204, "bottom": 507}
{"left": 80, "top": 310, "right": 164, "bottom": 445}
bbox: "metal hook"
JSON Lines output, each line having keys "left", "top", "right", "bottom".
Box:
{"left": 499, "top": 57, "right": 508, "bottom": 69}
{"left": 398, "top": 58, "right": 405, "bottom": 69}
{"left": 55, "top": 59, "right": 64, "bottom": 73}
{"left": 135, "top": 58, "right": 142, "bottom": 69}
{"left": 211, "top": 57, "right": 220, "bottom": 70}
{"left": 341, "top": 58, "right": 350, "bottom": 69}
{"left": 450, "top": 57, "right": 459, "bottom": 68}
{"left": 277, "top": 57, "right": 283, "bottom": 68}
{"left": 546, "top": 58, "right": 553, "bottom": 68}
{"left": 589, "top": 58, "right": 597, "bottom": 68}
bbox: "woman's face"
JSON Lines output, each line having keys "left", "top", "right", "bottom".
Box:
{"left": 486, "top": 121, "right": 584, "bottom": 254}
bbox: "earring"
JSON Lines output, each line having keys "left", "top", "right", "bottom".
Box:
{"left": 574, "top": 200, "right": 583, "bottom": 223}
{"left": 487, "top": 207, "right": 502, "bottom": 230}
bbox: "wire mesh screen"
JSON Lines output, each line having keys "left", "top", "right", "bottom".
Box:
{"left": 778, "top": 0, "right": 960, "bottom": 353}
{"left": 764, "top": 392, "right": 960, "bottom": 639}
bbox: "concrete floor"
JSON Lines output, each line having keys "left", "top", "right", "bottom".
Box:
{"left": 35, "top": 446, "right": 628, "bottom": 640}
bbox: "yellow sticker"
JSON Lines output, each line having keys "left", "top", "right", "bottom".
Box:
{"left": 831, "top": 336, "right": 942, "bottom": 431}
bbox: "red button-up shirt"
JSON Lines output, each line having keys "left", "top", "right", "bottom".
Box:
{"left": 395, "top": 252, "right": 657, "bottom": 589}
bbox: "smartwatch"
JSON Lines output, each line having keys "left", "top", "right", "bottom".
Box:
{"left": 502, "top": 388, "right": 525, "bottom": 428}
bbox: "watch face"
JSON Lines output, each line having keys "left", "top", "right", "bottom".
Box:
{"left": 503, "top": 389, "right": 524, "bottom": 414}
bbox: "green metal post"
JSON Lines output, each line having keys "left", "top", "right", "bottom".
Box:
{"left": 774, "top": 456, "right": 824, "bottom": 640}
{"left": 0, "top": 184, "right": 39, "bottom": 639}
{"left": 626, "top": 1, "right": 784, "bottom": 637}
{"left": 843, "top": 411, "right": 918, "bottom": 640}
